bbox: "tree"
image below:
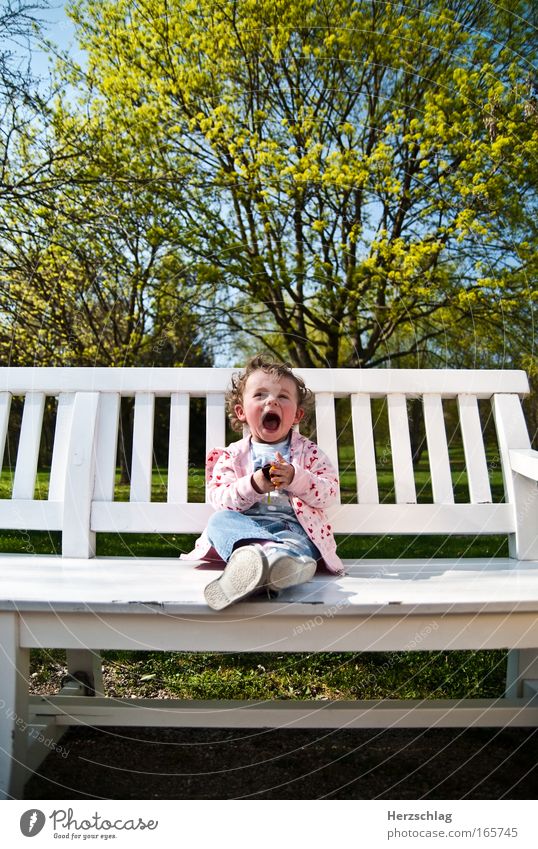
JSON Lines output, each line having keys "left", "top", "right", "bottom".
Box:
{"left": 0, "top": 164, "right": 208, "bottom": 369}
{"left": 0, "top": 2, "right": 89, "bottom": 227}
{"left": 0, "top": 79, "right": 212, "bottom": 370}
{"left": 58, "top": 0, "right": 537, "bottom": 368}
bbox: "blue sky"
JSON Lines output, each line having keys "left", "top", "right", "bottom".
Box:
{"left": 27, "top": 1, "right": 81, "bottom": 81}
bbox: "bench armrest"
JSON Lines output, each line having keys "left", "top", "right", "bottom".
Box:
{"left": 509, "top": 449, "right": 538, "bottom": 482}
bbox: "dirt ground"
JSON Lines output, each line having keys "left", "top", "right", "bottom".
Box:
{"left": 24, "top": 725, "right": 538, "bottom": 800}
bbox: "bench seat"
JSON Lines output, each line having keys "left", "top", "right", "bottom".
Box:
{"left": 1, "top": 553, "right": 538, "bottom": 612}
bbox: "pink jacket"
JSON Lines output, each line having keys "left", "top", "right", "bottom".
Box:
{"left": 182, "top": 430, "right": 344, "bottom": 574}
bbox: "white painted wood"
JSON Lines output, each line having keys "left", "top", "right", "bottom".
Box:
{"left": 66, "top": 648, "right": 104, "bottom": 696}
{"left": 12, "top": 392, "right": 46, "bottom": 500}
{"left": 205, "top": 392, "right": 226, "bottom": 457}
{"left": 29, "top": 696, "right": 538, "bottom": 730}
{"left": 326, "top": 503, "right": 513, "bottom": 535}
{"left": 204, "top": 393, "right": 226, "bottom": 497}
{"left": 62, "top": 392, "right": 100, "bottom": 558}
{"left": 0, "top": 500, "right": 62, "bottom": 530}
{"left": 130, "top": 392, "right": 155, "bottom": 502}
{"left": 3, "top": 554, "right": 537, "bottom": 616}
{"left": 387, "top": 394, "right": 416, "bottom": 503}
{"left": 0, "top": 613, "right": 30, "bottom": 799}
{"left": 505, "top": 649, "right": 538, "bottom": 698}
{"left": 493, "top": 393, "right": 538, "bottom": 559}
{"left": 458, "top": 394, "right": 492, "bottom": 503}
{"left": 314, "top": 393, "right": 340, "bottom": 500}
{"left": 423, "top": 394, "right": 454, "bottom": 504}
{"left": 48, "top": 393, "right": 74, "bottom": 502}
{"left": 168, "top": 393, "right": 190, "bottom": 503}
{"left": 509, "top": 448, "right": 538, "bottom": 481}
{"left": 91, "top": 500, "right": 214, "bottom": 532}
{"left": 16, "top": 605, "right": 538, "bottom": 652}
{"left": 0, "top": 367, "right": 529, "bottom": 397}
{"left": 1, "top": 553, "right": 537, "bottom": 615}
{"left": 351, "top": 394, "right": 378, "bottom": 503}
{"left": 89, "top": 500, "right": 513, "bottom": 536}
{"left": 522, "top": 680, "right": 538, "bottom": 700}
{"left": 25, "top": 722, "right": 67, "bottom": 772}
{"left": 93, "top": 392, "right": 120, "bottom": 502}
{"left": 0, "top": 392, "right": 11, "bottom": 472}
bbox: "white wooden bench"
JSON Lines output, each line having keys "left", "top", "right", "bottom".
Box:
{"left": 1, "top": 366, "right": 538, "bottom": 798}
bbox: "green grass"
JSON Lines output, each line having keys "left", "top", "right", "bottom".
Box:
{"left": 29, "top": 647, "right": 508, "bottom": 702}
{"left": 2, "top": 462, "right": 511, "bottom": 700}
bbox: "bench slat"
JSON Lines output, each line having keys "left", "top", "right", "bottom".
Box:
{"left": 91, "top": 500, "right": 213, "bottom": 532}
{"left": 89, "top": 500, "right": 514, "bottom": 535}
{"left": 458, "top": 394, "right": 492, "bottom": 503}
{"left": 130, "top": 393, "right": 155, "bottom": 503}
{"left": 48, "top": 393, "right": 74, "bottom": 502}
{"left": 0, "top": 392, "right": 11, "bottom": 473}
{"left": 387, "top": 394, "right": 416, "bottom": 504}
{"left": 314, "top": 393, "right": 340, "bottom": 499}
{"left": 423, "top": 394, "right": 454, "bottom": 504}
{"left": 0, "top": 500, "right": 62, "bottom": 530}
{"left": 205, "top": 393, "right": 226, "bottom": 456}
{"left": 0, "top": 367, "right": 529, "bottom": 396}
{"left": 168, "top": 393, "right": 189, "bottom": 503}
{"left": 12, "top": 393, "right": 46, "bottom": 500}
{"left": 93, "top": 393, "right": 120, "bottom": 502}
{"left": 351, "top": 393, "right": 378, "bottom": 503}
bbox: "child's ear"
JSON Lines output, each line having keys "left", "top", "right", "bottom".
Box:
{"left": 293, "top": 407, "right": 305, "bottom": 424}
{"left": 234, "top": 403, "right": 247, "bottom": 422}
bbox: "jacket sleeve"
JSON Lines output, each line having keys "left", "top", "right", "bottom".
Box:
{"left": 206, "top": 448, "right": 264, "bottom": 512}
{"left": 287, "top": 444, "right": 339, "bottom": 509}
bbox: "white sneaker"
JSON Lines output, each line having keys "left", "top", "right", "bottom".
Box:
{"left": 266, "top": 552, "right": 317, "bottom": 591}
{"left": 204, "top": 544, "right": 269, "bottom": 610}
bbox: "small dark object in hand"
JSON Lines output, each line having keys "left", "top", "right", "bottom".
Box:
{"left": 262, "top": 463, "right": 273, "bottom": 481}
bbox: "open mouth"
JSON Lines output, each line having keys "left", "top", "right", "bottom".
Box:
{"left": 262, "top": 411, "right": 281, "bottom": 432}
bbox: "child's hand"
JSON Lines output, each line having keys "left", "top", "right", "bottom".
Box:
{"left": 251, "top": 468, "right": 274, "bottom": 494}
{"left": 269, "top": 452, "right": 295, "bottom": 489}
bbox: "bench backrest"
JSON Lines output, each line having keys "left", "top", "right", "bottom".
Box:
{"left": 0, "top": 367, "right": 534, "bottom": 558}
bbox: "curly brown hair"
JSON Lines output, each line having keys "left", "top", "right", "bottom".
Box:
{"left": 226, "top": 355, "right": 314, "bottom": 433}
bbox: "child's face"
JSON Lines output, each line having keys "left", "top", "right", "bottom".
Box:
{"left": 234, "top": 370, "right": 304, "bottom": 443}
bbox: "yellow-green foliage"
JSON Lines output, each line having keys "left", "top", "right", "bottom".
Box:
{"left": 2, "top": 0, "right": 536, "bottom": 368}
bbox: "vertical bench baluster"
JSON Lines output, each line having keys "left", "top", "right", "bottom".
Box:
{"left": 351, "top": 393, "right": 378, "bottom": 503}
{"left": 48, "top": 393, "right": 74, "bottom": 502}
{"left": 168, "top": 393, "right": 190, "bottom": 503}
{"left": 93, "top": 393, "right": 120, "bottom": 502}
{"left": 387, "top": 393, "right": 416, "bottom": 504}
{"left": 205, "top": 394, "right": 226, "bottom": 496}
{"left": 12, "top": 392, "right": 46, "bottom": 499}
{"left": 206, "top": 394, "right": 226, "bottom": 455}
{"left": 130, "top": 393, "right": 155, "bottom": 503}
{"left": 458, "top": 394, "right": 492, "bottom": 503}
{"left": 315, "top": 392, "right": 340, "bottom": 502}
{"left": 0, "top": 392, "right": 11, "bottom": 474}
{"left": 423, "top": 394, "right": 454, "bottom": 504}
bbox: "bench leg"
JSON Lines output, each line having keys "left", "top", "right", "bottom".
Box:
{"left": 0, "top": 613, "right": 30, "bottom": 799}
{"left": 66, "top": 649, "right": 104, "bottom": 696}
{"left": 505, "top": 649, "right": 538, "bottom": 699}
